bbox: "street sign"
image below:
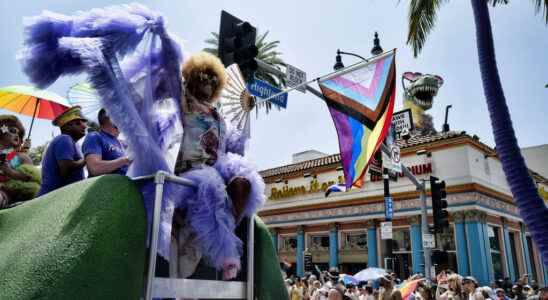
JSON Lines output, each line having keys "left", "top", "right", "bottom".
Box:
{"left": 304, "top": 252, "right": 313, "bottom": 271}
{"left": 368, "top": 151, "right": 383, "bottom": 176}
{"left": 380, "top": 221, "right": 393, "bottom": 240}
{"left": 392, "top": 109, "right": 414, "bottom": 139}
{"left": 247, "top": 79, "right": 288, "bottom": 108}
{"left": 285, "top": 64, "right": 307, "bottom": 93}
{"left": 384, "top": 196, "right": 394, "bottom": 221}
{"left": 422, "top": 233, "right": 435, "bottom": 248}
{"left": 383, "top": 145, "right": 401, "bottom": 173}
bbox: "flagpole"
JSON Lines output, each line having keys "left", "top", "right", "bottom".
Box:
{"left": 254, "top": 48, "right": 395, "bottom": 104}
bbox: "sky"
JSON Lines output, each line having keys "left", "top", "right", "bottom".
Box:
{"left": 0, "top": 0, "right": 546, "bottom": 170}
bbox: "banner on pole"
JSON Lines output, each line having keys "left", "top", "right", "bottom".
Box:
{"left": 384, "top": 196, "right": 394, "bottom": 220}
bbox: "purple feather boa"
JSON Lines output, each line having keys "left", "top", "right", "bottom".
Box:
{"left": 18, "top": 4, "right": 265, "bottom": 272}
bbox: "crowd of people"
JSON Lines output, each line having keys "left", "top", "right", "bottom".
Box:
{"left": 283, "top": 268, "right": 548, "bottom": 300}
{"left": 0, "top": 105, "right": 131, "bottom": 209}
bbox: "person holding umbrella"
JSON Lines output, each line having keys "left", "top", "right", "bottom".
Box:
{"left": 38, "top": 106, "right": 87, "bottom": 196}
{"left": 0, "top": 115, "right": 41, "bottom": 208}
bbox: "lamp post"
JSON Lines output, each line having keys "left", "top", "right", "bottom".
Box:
{"left": 333, "top": 31, "right": 383, "bottom": 71}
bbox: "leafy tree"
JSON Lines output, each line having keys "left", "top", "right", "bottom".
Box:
{"left": 28, "top": 144, "right": 46, "bottom": 165}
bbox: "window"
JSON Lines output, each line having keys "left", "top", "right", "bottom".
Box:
{"left": 489, "top": 226, "right": 504, "bottom": 280}
{"left": 308, "top": 234, "right": 330, "bottom": 251}
{"left": 391, "top": 229, "right": 411, "bottom": 252}
{"left": 435, "top": 226, "right": 458, "bottom": 273}
{"left": 508, "top": 232, "right": 519, "bottom": 281}
{"left": 280, "top": 235, "right": 297, "bottom": 252}
{"left": 526, "top": 236, "right": 538, "bottom": 283}
{"left": 341, "top": 231, "right": 367, "bottom": 250}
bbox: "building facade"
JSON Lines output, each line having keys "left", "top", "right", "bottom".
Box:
{"left": 258, "top": 132, "right": 548, "bottom": 286}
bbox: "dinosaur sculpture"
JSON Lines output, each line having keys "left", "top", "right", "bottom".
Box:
{"left": 402, "top": 72, "right": 444, "bottom": 136}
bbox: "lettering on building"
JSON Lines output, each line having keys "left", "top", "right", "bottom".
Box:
{"left": 269, "top": 163, "right": 432, "bottom": 200}
{"left": 269, "top": 176, "right": 345, "bottom": 200}
{"left": 370, "top": 163, "right": 432, "bottom": 182}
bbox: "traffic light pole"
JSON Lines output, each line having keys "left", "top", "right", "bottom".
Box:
{"left": 256, "top": 59, "right": 434, "bottom": 279}
{"left": 420, "top": 180, "right": 432, "bottom": 280}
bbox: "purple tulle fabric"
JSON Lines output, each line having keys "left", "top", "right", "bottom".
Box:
{"left": 18, "top": 3, "right": 265, "bottom": 271}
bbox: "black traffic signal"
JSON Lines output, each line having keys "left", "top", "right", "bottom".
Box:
{"left": 218, "top": 11, "right": 258, "bottom": 82}
{"left": 430, "top": 176, "right": 449, "bottom": 233}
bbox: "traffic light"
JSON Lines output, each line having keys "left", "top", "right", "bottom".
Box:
{"left": 430, "top": 176, "right": 449, "bottom": 233}
{"left": 218, "top": 11, "right": 258, "bottom": 82}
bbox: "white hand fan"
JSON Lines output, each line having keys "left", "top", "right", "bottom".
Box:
{"left": 67, "top": 82, "right": 102, "bottom": 121}
{"left": 219, "top": 64, "right": 256, "bottom": 138}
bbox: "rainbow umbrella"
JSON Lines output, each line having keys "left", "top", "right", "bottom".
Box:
{"left": 0, "top": 85, "right": 69, "bottom": 138}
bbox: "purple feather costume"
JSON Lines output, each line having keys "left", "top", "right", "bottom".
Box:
{"left": 18, "top": 3, "right": 265, "bottom": 276}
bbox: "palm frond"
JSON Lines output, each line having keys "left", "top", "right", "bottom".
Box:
{"left": 203, "top": 48, "right": 218, "bottom": 55}
{"left": 406, "top": 0, "right": 446, "bottom": 57}
{"left": 260, "top": 42, "right": 281, "bottom": 53}
{"left": 487, "top": 0, "right": 509, "bottom": 5}
{"left": 256, "top": 31, "right": 269, "bottom": 47}
{"left": 531, "top": 0, "right": 548, "bottom": 23}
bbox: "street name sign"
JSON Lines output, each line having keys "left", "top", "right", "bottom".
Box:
{"left": 247, "top": 79, "right": 288, "bottom": 108}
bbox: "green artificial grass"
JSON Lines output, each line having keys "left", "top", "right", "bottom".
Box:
{"left": 0, "top": 175, "right": 146, "bottom": 300}
{"left": 254, "top": 216, "right": 290, "bottom": 300}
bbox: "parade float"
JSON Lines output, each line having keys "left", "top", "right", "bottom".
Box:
{"left": 0, "top": 4, "right": 286, "bottom": 299}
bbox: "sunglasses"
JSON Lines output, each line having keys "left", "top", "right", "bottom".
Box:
{"left": 8, "top": 127, "right": 19, "bottom": 135}
{"left": 195, "top": 72, "right": 219, "bottom": 86}
{"left": 1, "top": 126, "right": 20, "bottom": 135}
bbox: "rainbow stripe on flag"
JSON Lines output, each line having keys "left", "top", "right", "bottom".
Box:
{"left": 319, "top": 51, "right": 396, "bottom": 189}
{"left": 397, "top": 279, "right": 424, "bottom": 300}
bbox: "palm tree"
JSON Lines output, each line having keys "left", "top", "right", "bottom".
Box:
{"left": 28, "top": 144, "right": 47, "bottom": 165}
{"left": 406, "top": 0, "right": 548, "bottom": 266}
{"left": 203, "top": 30, "right": 287, "bottom": 88}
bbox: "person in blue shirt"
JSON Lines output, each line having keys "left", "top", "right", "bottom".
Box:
{"left": 82, "top": 108, "right": 130, "bottom": 177}
{"left": 38, "top": 106, "right": 88, "bottom": 196}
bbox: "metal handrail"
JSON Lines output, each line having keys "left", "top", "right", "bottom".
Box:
{"left": 133, "top": 170, "right": 254, "bottom": 299}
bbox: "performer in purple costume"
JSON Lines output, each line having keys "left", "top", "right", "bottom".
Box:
{"left": 18, "top": 4, "right": 265, "bottom": 280}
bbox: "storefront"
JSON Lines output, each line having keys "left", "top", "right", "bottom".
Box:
{"left": 259, "top": 131, "right": 548, "bottom": 286}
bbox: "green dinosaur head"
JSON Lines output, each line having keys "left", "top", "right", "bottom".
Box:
{"left": 402, "top": 72, "right": 444, "bottom": 110}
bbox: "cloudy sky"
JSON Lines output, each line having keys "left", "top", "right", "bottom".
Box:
{"left": 0, "top": 0, "right": 546, "bottom": 170}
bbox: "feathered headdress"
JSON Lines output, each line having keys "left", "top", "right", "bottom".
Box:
{"left": 18, "top": 3, "right": 184, "bottom": 259}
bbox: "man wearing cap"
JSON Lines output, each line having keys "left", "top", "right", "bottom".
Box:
{"left": 82, "top": 108, "right": 130, "bottom": 177}
{"left": 38, "top": 106, "right": 87, "bottom": 196}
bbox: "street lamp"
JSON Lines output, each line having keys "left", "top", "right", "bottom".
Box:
{"left": 333, "top": 50, "right": 345, "bottom": 70}
{"left": 371, "top": 31, "right": 383, "bottom": 55}
{"left": 333, "top": 32, "right": 383, "bottom": 71}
